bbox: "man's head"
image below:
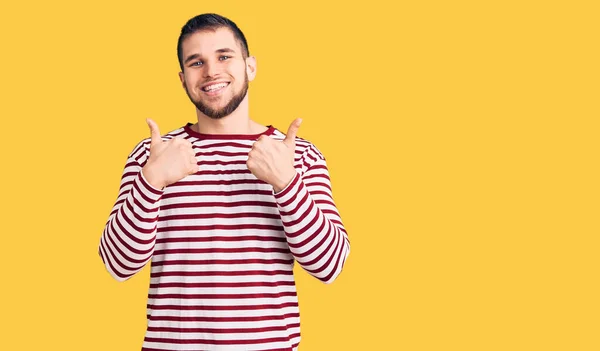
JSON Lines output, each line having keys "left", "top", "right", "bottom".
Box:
{"left": 177, "top": 14, "right": 255, "bottom": 119}
{"left": 177, "top": 13, "right": 250, "bottom": 71}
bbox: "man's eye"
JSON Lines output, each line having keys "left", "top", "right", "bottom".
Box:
{"left": 192, "top": 61, "right": 203, "bottom": 66}
{"left": 219, "top": 56, "right": 230, "bottom": 61}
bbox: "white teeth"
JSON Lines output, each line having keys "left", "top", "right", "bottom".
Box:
{"left": 204, "top": 83, "right": 228, "bottom": 92}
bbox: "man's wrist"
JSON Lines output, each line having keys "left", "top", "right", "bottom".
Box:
{"left": 141, "top": 165, "right": 165, "bottom": 190}
{"left": 272, "top": 171, "right": 296, "bottom": 194}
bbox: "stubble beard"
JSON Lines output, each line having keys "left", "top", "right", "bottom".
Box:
{"left": 185, "top": 74, "right": 249, "bottom": 120}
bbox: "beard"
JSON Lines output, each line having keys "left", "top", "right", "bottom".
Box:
{"left": 184, "top": 74, "right": 249, "bottom": 119}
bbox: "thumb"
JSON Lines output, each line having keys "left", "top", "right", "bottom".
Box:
{"left": 283, "top": 118, "right": 302, "bottom": 147}
{"left": 146, "top": 118, "right": 162, "bottom": 147}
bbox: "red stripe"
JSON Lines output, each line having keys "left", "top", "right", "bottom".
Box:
{"left": 305, "top": 178, "right": 331, "bottom": 191}
{"left": 319, "top": 239, "right": 346, "bottom": 282}
{"left": 149, "top": 281, "right": 295, "bottom": 289}
{"left": 147, "top": 323, "right": 300, "bottom": 334}
{"left": 285, "top": 200, "right": 320, "bottom": 239}
{"left": 129, "top": 188, "right": 159, "bottom": 214}
{"left": 173, "top": 178, "right": 265, "bottom": 186}
{"left": 196, "top": 141, "right": 252, "bottom": 149}
{"left": 303, "top": 172, "right": 330, "bottom": 181}
{"left": 159, "top": 212, "right": 280, "bottom": 221}
{"left": 143, "top": 334, "right": 297, "bottom": 345}
{"left": 198, "top": 159, "right": 247, "bottom": 166}
{"left": 195, "top": 150, "right": 248, "bottom": 157}
{"left": 118, "top": 179, "right": 134, "bottom": 192}
{"left": 161, "top": 189, "right": 273, "bottom": 199}
{"left": 156, "top": 224, "right": 284, "bottom": 233}
{"left": 277, "top": 180, "right": 305, "bottom": 208}
{"left": 160, "top": 200, "right": 277, "bottom": 210}
{"left": 104, "top": 230, "right": 151, "bottom": 268}
{"left": 281, "top": 197, "right": 316, "bottom": 227}
{"left": 122, "top": 171, "right": 138, "bottom": 179}
{"left": 147, "top": 302, "right": 298, "bottom": 311}
{"left": 110, "top": 219, "right": 155, "bottom": 256}
{"left": 274, "top": 173, "right": 300, "bottom": 199}
{"left": 289, "top": 219, "right": 328, "bottom": 259}
{"left": 152, "top": 258, "right": 293, "bottom": 266}
{"left": 315, "top": 199, "right": 336, "bottom": 208}
{"left": 119, "top": 199, "right": 156, "bottom": 236}
{"left": 114, "top": 206, "right": 155, "bottom": 244}
{"left": 100, "top": 238, "right": 133, "bottom": 280}
{"left": 278, "top": 190, "right": 310, "bottom": 217}
{"left": 130, "top": 139, "right": 149, "bottom": 157}
{"left": 152, "top": 247, "right": 290, "bottom": 256}
{"left": 156, "top": 235, "right": 286, "bottom": 244}
{"left": 194, "top": 169, "right": 251, "bottom": 176}
{"left": 137, "top": 173, "right": 164, "bottom": 196}
{"left": 148, "top": 291, "right": 297, "bottom": 300}
{"left": 302, "top": 227, "right": 341, "bottom": 275}
{"left": 146, "top": 312, "right": 299, "bottom": 323}
{"left": 150, "top": 270, "right": 293, "bottom": 278}
{"left": 307, "top": 190, "right": 332, "bottom": 198}
{"left": 141, "top": 348, "right": 293, "bottom": 351}
{"left": 124, "top": 197, "right": 156, "bottom": 224}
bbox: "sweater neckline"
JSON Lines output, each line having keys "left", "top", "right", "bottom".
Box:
{"left": 183, "top": 123, "right": 276, "bottom": 140}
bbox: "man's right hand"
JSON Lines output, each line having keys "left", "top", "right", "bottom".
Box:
{"left": 141, "top": 118, "right": 199, "bottom": 189}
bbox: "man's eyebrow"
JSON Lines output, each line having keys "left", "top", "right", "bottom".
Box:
{"left": 184, "top": 53, "right": 201, "bottom": 64}
{"left": 184, "top": 48, "right": 237, "bottom": 64}
{"left": 215, "top": 48, "right": 236, "bottom": 54}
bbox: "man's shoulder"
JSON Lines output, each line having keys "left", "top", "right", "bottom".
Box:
{"left": 271, "top": 127, "right": 326, "bottom": 163}
{"left": 127, "top": 125, "right": 188, "bottom": 160}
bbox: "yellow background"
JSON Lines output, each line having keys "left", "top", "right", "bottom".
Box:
{"left": 1, "top": 0, "right": 599, "bottom": 350}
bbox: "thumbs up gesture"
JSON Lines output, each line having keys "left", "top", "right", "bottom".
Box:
{"left": 141, "top": 118, "right": 199, "bottom": 189}
{"left": 247, "top": 118, "right": 302, "bottom": 193}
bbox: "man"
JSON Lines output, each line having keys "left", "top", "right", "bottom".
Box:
{"left": 99, "top": 13, "right": 350, "bottom": 351}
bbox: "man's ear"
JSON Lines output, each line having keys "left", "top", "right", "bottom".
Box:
{"left": 246, "top": 56, "right": 257, "bottom": 82}
{"left": 178, "top": 71, "right": 185, "bottom": 89}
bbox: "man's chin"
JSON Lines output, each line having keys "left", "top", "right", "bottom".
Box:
{"left": 194, "top": 103, "right": 232, "bottom": 119}
{"left": 205, "top": 113, "right": 229, "bottom": 120}
{"left": 189, "top": 84, "right": 247, "bottom": 120}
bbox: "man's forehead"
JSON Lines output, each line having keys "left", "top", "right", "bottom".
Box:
{"left": 182, "top": 27, "right": 241, "bottom": 54}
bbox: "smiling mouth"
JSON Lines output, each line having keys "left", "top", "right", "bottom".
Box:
{"left": 202, "top": 82, "right": 230, "bottom": 94}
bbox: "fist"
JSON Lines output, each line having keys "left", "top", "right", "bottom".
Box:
{"left": 247, "top": 118, "right": 302, "bottom": 192}
{"left": 141, "top": 118, "right": 199, "bottom": 189}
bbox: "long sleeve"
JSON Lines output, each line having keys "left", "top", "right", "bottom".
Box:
{"left": 98, "top": 143, "right": 164, "bottom": 282}
{"left": 274, "top": 144, "right": 350, "bottom": 284}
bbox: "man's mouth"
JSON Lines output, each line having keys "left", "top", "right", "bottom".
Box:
{"left": 202, "top": 82, "right": 230, "bottom": 94}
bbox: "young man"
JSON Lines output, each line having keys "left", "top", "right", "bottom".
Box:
{"left": 99, "top": 13, "right": 350, "bottom": 351}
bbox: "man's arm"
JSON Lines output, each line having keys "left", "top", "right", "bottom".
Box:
{"left": 99, "top": 119, "right": 198, "bottom": 281}
{"left": 98, "top": 148, "right": 164, "bottom": 281}
{"left": 273, "top": 148, "right": 350, "bottom": 284}
{"left": 245, "top": 119, "right": 350, "bottom": 283}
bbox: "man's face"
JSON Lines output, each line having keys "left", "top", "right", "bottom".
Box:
{"left": 178, "top": 27, "right": 256, "bottom": 119}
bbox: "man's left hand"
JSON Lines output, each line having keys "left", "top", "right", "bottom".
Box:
{"left": 247, "top": 118, "right": 302, "bottom": 193}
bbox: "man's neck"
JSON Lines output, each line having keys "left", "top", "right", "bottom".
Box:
{"left": 192, "top": 98, "right": 266, "bottom": 135}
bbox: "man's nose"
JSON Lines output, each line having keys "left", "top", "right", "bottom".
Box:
{"left": 203, "top": 61, "right": 219, "bottom": 78}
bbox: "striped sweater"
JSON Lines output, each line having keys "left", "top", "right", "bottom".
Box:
{"left": 98, "top": 123, "right": 350, "bottom": 351}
